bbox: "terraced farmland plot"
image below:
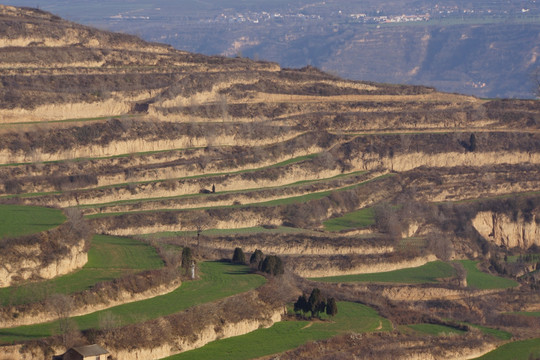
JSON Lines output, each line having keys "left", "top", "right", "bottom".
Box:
{"left": 165, "top": 302, "right": 391, "bottom": 360}
{"left": 458, "top": 260, "right": 519, "bottom": 290}
{"left": 0, "top": 262, "right": 265, "bottom": 344}
{"left": 0, "top": 204, "right": 65, "bottom": 238}
{"left": 0, "top": 235, "right": 163, "bottom": 306}
{"left": 474, "top": 338, "right": 540, "bottom": 360}
{"left": 311, "top": 261, "right": 456, "bottom": 283}
{"left": 323, "top": 207, "right": 375, "bottom": 231}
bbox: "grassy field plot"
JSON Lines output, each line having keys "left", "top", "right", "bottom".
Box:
{"left": 311, "top": 261, "right": 455, "bottom": 284}
{"left": 0, "top": 235, "right": 163, "bottom": 306}
{"left": 474, "top": 338, "right": 540, "bottom": 360}
{"left": 323, "top": 207, "right": 375, "bottom": 231}
{"left": 505, "top": 253, "right": 540, "bottom": 263}
{"left": 511, "top": 311, "right": 540, "bottom": 317}
{"left": 464, "top": 323, "right": 512, "bottom": 340}
{"left": 0, "top": 204, "right": 65, "bottom": 238}
{"left": 80, "top": 170, "right": 367, "bottom": 211}
{"left": 458, "top": 260, "right": 519, "bottom": 289}
{"left": 0, "top": 262, "right": 265, "bottom": 344}
{"left": 87, "top": 173, "right": 391, "bottom": 220}
{"left": 165, "top": 301, "right": 391, "bottom": 360}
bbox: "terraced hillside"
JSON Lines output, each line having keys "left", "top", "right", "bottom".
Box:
{"left": 0, "top": 5, "right": 539, "bottom": 360}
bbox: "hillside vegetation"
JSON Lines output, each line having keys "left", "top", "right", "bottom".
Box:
{"left": 0, "top": 5, "right": 539, "bottom": 360}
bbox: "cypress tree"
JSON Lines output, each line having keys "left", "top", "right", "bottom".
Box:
{"left": 259, "top": 255, "right": 284, "bottom": 276}
{"left": 249, "top": 249, "right": 264, "bottom": 268}
{"left": 326, "top": 297, "right": 338, "bottom": 317}
{"left": 181, "top": 247, "right": 192, "bottom": 274}
{"left": 308, "top": 288, "right": 325, "bottom": 318}
{"left": 294, "top": 294, "right": 309, "bottom": 317}
{"left": 232, "top": 247, "right": 246, "bottom": 264}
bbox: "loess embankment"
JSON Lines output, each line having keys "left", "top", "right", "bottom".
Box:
{"left": 473, "top": 210, "right": 540, "bottom": 249}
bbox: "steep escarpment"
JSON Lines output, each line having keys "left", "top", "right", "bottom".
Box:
{"left": 0, "top": 220, "right": 89, "bottom": 288}
{"left": 78, "top": 291, "right": 283, "bottom": 360}
{"left": 0, "top": 275, "right": 180, "bottom": 328}
{"left": 290, "top": 254, "right": 438, "bottom": 278}
{"left": 473, "top": 210, "right": 540, "bottom": 249}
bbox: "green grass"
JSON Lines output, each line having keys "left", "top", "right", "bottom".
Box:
{"left": 165, "top": 301, "right": 391, "bottom": 360}
{"left": 2, "top": 153, "right": 319, "bottom": 201}
{"left": 254, "top": 174, "right": 393, "bottom": 208}
{"left": 323, "top": 207, "right": 375, "bottom": 231}
{"left": 458, "top": 260, "right": 519, "bottom": 290}
{"left": 506, "top": 253, "right": 540, "bottom": 264}
{"left": 0, "top": 204, "right": 65, "bottom": 238}
{"left": 512, "top": 311, "right": 540, "bottom": 317}
{"left": 79, "top": 170, "right": 366, "bottom": 211}
{"left": 0, "top": 235, "right": 163, "bottom": 306}
{"left": 408, "top": 323, "right": 466, "bottom": 336}
{"left": 311, "top": 261, "right": 456, "bottom": 284}
{"left": 473, "top": 338, "right": 540, "bottom": 360}
{"left": 0, "top": 261, "right": 265, "bottom": 344}
{"left": 87, "top": 173, "right": 392, "bottom": 219}
{"left": 464, "top": 323, "right": 512, "bottom": 340}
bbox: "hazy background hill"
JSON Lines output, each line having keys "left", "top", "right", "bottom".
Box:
{"left": 3, "top": 0, "right": 540, "bottom": 98}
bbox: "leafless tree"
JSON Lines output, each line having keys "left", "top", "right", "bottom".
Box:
{"left": 452, "top": 262, "right": 468, "bottom": 287}
{"left": 47, "top": 293, "right": 80, "bottom": 348}
{"left": 99, "top": 311, "right": 120, "bottom": 333}
{"left": 64, "top": 207, "right": 91, "bottom": 240}
{"left": 427, "top": 230, "right": 454, "bottom": 261}
{"left": 374, "top": 203, "right": 402, "bottom": 240}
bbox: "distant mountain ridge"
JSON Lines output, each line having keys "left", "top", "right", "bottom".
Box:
{"left": 4, "top": 0, "right": 536, "bottom": 98}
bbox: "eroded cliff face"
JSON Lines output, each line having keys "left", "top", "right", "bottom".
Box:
{"left": 0, "top": 238, "right": 87, "bottom": 288}
{"left": 291, "top": 254, "right": 438, "bottom": 278}
{"left": 0, "top": 280, "right": 181, "bottom": 328}
{"left": 473, "top": 211, "right": 540, "bottom": 249}
{"left": 113, "top": 313, "right": 283, "bottom": 360}
{"left": 100, "top": 297, "right": 284, "bottom": 360}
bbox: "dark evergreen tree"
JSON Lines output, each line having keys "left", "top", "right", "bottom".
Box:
{"left": 249, "top": 249, "right": 264, "bottom": 268}
{"left": 469, "top": 133, "right": 477, "bottom": 152}
{"left": 181, "top": 247, "right": 193, "bottom": 275}
{"left": 232, "top": 247, "right": 246, "bottom": 264}
{"left": 308, "top": 288, "right": 325, "bottom": 318}
{"left": 294, "top": 294, "right": 309, "bottom": 317}
{"left": 259, "top": 255, "right": 284, "bottom": 276}
{"left": 326, "top": 297, "right": 338, "bottom": 317}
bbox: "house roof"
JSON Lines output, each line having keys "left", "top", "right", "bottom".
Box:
{"left": 71, "top": 344, "right": 109, "bottom": 357}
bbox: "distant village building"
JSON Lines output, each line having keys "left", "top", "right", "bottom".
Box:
{"left": 63, "top": 344, "right": 109, "bottom": 360}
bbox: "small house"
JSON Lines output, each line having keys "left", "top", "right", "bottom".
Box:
{"left": 63, "top": 344, "right": 109, "bottom": 360}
